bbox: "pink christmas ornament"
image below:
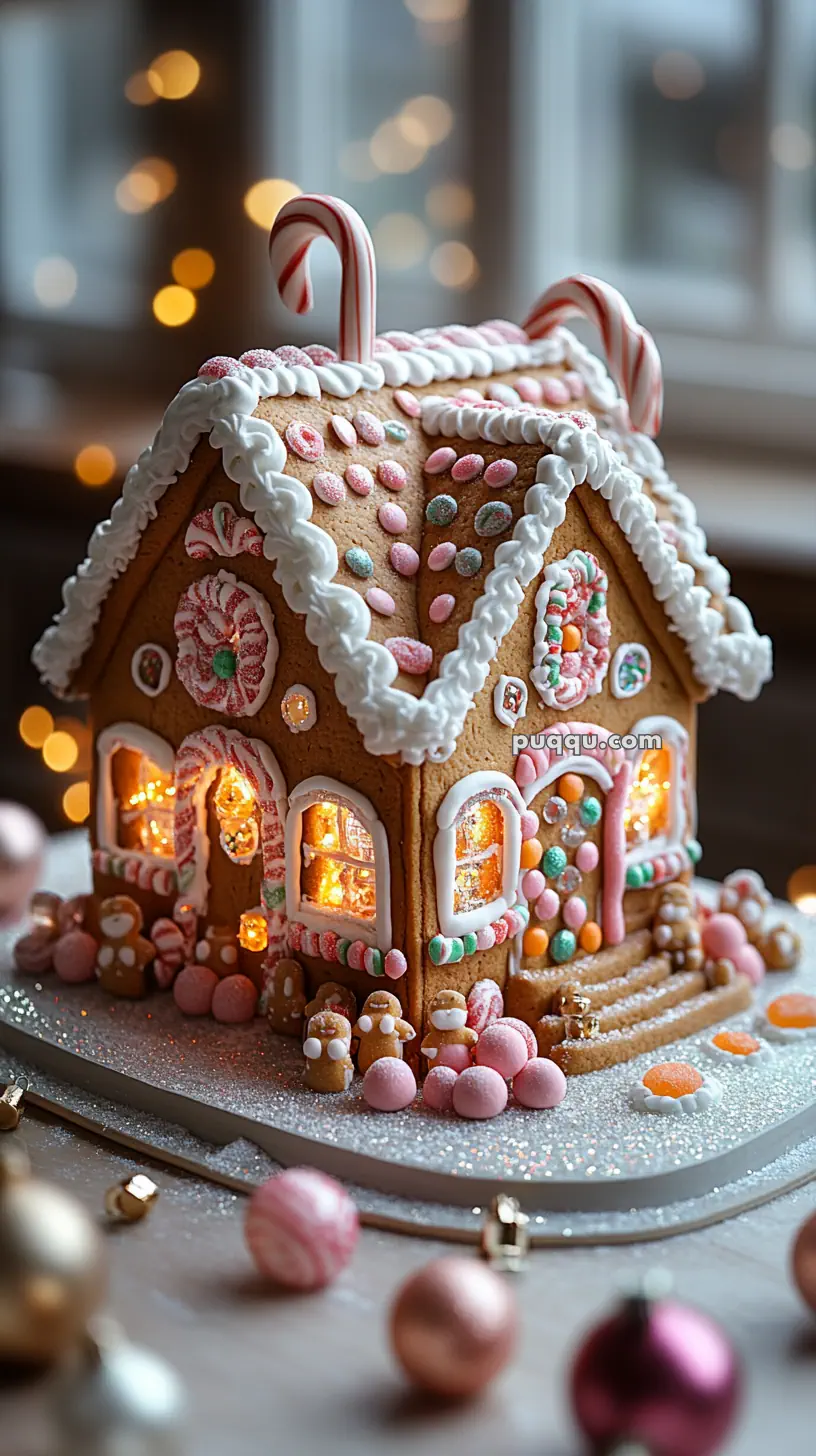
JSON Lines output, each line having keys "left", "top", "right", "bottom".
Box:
{"left": 245, "top": 1167, "right": 359, "bottom": 1291}
{"left": 452, "top": 1065, "right": 508, "bottom": 1120}
{"left": 422, "top": 1065, "right": 459, "bottom": 1112}
{"left": 390, "top": 1257, "right": 517, "bottom": 1398}
{"left": 53, "top": 930, "right": 97, "bottom": 984}
{"left": 173, "top": 964, "right": 218, "bottom": 1016}
{"left": 494, "top": 1017, "right": 536, "bottom": 1059}
{"left": 212, "top": 974, "right": 258, "bottom": 1024}
{"left": 363, "top": 1058, "right": 417, "bottom": 1112}
{"left": 513, "top": 1058, "right": 567, "bottom": 1109}
{"left": 575, "top": 841, "right": 599, "bottom": 872}
{"left": 475, "top": 1024, "right": 529, "bottom": 1081}
{"left": 732, "top": 942, "right": 765, "bottom": 987}
{"left": 0, "top": 802, "right": 45, "bottom": 925}
{"left": 702, "top": 913, "right": 747, "bottom": 962}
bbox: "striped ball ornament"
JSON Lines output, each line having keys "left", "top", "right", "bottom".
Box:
{"left": 245, "top": 1167, "right": 359, "bottom": 1291}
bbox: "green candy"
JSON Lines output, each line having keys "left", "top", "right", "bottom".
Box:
{"left": 384, "top": 419, "right": 409, "bottom": 442}
{"left": 455, "top": 547, "right": 482, "bottom": 577}
{"left": 426, "top": 494, "right": 458, "bottom": 526}
{"left": 337, "top": 939, "right": 351, "bottom": 965}
{"left": 428, "top": 935, "right": 447, "bottom": 966}
{"left": 686, "top": 839, "right": 703, "bottom": 865}
{"left": 212, "top": 647, "right": 237, "bottom": 679}
{"left": 626, "top": 864, "right": 645, "bottom": 889}
{"left": 474, "top": 500, "right": 512, "bottom": 537}
{"left": 447, "top": 938, "right": 465, "bottom": 963}
{"left": 547, "top": 624, "right": 563, "bottom": 645}
{"left": 543, "top": 845, "right": 568, "bottom": 878}
{"left": 580, "top": 796, "right": 602, "bottom": 826}
{"left": 345, "top": 547, "right": 374, "bottom": 578}
{"left": 641, "top": 862, "right": 654, "bottom": 883}
{"left": 588, "top": 591, "right": 605, "bottom": 614}
{"left": 368, "top": 949, "right": 384, "bottom": 976}
{"left": 462, "top": 931, "right": 478, "bottom": 955}
{"left": 551, "top": 929, "right": 577, "bottom": 964}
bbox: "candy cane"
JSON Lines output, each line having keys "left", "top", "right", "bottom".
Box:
{"left": 521, "top": 274, "right": 663, "bottom": 437}
{"left": 269, "top": 194, "right": 376, "bottom": 365}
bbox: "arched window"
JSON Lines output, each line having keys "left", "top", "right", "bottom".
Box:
{"left": 623, "top": 716, "right": 691, "bottom": 878}
{"left": 285, "top": 777, "right": 391, "bottom": 949}
{"left": 434, "top": 772, "right": 525, "bottom": 936}
{"left": 96, "top": 723, "right": 176, "bottom": 866}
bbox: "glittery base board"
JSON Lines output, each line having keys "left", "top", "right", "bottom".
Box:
{"left": 1, "top": 832, "right": 815, "bottom": 1230}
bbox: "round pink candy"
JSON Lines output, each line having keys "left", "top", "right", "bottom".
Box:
{"left": 174, "top": 963, "right": 218, "bottom": 1016}
{"left": 378, "top": 460, "right": 407, "bottom": 491}
{"left": 394, "top": 389, "right": 420, "bottom": 418}
{"left": 466, "top": 979, "right": 504, "bottom": 1035}
{"left": 385, "top": 636, "right": 433, "bottom": 675}
{"left": 535, "top": 888, "right": 560, "bottom": 922}
{"left": 576, "top": 841, "right": 599, "bottom": 872}
{"left": 378, "top": 502, "right": 408, "bottom": 534}
{"left": 245, "top": 1167, "right": 358, "bottom": 1291}
{"left": 384, "top": 948, "right": 407, "bottom": 980}
{"left": 212, "top": 974, "right": 258, "bottom": 1024}
{"left": 483, "top": 459, "right": 518, "bottom": 488}
{"left": 515, "top": 376, "right": 544, "bottom": 404}
{"left": 475, "top": 1024, "right": 528, "bottom": 1080}
{"left": 353, "top": 410, "right": 385, "bottom": 446}
{"left": 345, "top": 464, "right": 373, "bottom": 497}
{"left": 429, "top": 594, "right": 455, "bottom": 624}
{"left": 563, "top": 896, "right": 588, "bottom": 932}
{"left": 330, "top": 414, "right": 357, "bottom": 447}
{"left": 313, "top": 470, "right": 346, "bottom": 506}
{"left": 363, "top": 1058, "right": 417, "bottom": 1112}
{"left": 522, "top": 869, "right": 546, "bottom": 901}
{"left": 702, "top": 913, "right": 747, "bottom": 961}
{"left": 513, "top": 1058, "right": 567, "bottom": 1109}
{"left": 13, "top": 929, "right": 54, "bottom": 975}
{"left": 494, "top": 1017, "right": 537, "bottom": 1059}
{"left": 366, "top": 587, "right": 396, "bottom": 617}
{"left": 53, "top": 930, "right": 97, "bottom": 984}
{"left": 424, "top": 447, "right": 456, "bottom": 475}
{"left": 452, "top": 1065, "right": 508, "bottom": 1120}
{"left": 436, "top": 1044, "right": 473, "bottom": 1073}
{"left": 285, "top": 420, "right": 324, "bottom": 462}
{"left": 732, "top": 942, "right": 765, "bottom": 987}
{"left": 541, "top": 377, "right": 570, "bottom": 406}
{"left": 422, "top": 1065, "right": 459, "bottom": 1112}
{"left": 451, "top": 453, "right": 484, "bottom": 483}
{"left": 428, "top": 542, "right": 456, "bottom": 571}
{"left": 390, "top": 542, "right": 420, "bottom": 576}
{"left": 520, "top": 811, "right": 539, "bottom": 841}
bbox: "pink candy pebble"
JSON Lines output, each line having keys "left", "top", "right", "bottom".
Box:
{"left": 345, "top": 464, "right": 373, "bottom": 497}
{"left": 466, "top": 979, "right": 504, "bottom": 1035}
{"left": 428, "top": 541, "right": 456, "bottom": 571}
{"left": 495, "top": 1017, "right": 537, "bottom": 1059}
{"left": 541, "top": 377, "right": 571, "bottom": 406}
{"left": 522, "top": 869, "right": 546, "bottom": 901}
{"left": 535, "top": 888, "right": 560, "bottom": 921}
{"left": 520, "top": 811, "right": 539, "bottom": 841}
{"left": 702, "top": 913, "right": 747, "bottom": 961}
{"left": 378, "top": 460, "right": 408, "bottom": 491}
{"left": 353, "top": 410, "right": 386, "bottom": 446}
{"left": 363, "top": 1058, "right": 417, "bottom": 1112}
{"left": 273, "top": 344, "right": 315, "bottom": 368}
{"left": 394, "top": 389, "right": 421, "bottom": 418}
{"left": 576, "top": 841, "right": 599, "bottom": 872}
{"left": 53, "top": 930, "right": 97, "bottom": 984}
{"left": 424, "top": 447, "right": 457, "bottom": 475}
{"left": 515, "top": 375, "right": 544, "bottom": 404}
{"left": 513, "top": 1057, "right": 567, "bottom": 1109}
{"left": 451, "top": 453, "right": 485, "bottom": 483}
{"left": 212, "top": 974, "right": 258, "bottom": 1023}
{"left": 285, "top": 420, "right": 325, "bottom": 463}
{"left": 313, "top": 470, "right": 346, "bottom": 506}
{"left": 733, "top": 943, "right": 765, "bottom": 987}
{"left": 452, "top": 1065, "right": 508, "bottom": 1120}
{"left": 378, "top": 502, "right": 408, "bottom": 534}
{"left": 390, "top": 542, "right": 420, "bottom": 576}
{"left": 483, "top": 459, "right": 518, "bottom": 488}
{"left": 174, "top": 964, "right": 218, "bottom": 1016}
{"left": 330, "top": 414, "right": 357, "bottom": 447}
{"left": 475, "top": 1024, "right": 529, "bottom": 1080}
{"left": 303, "top": 343, "right": 337, "bottom": 365}
{"left": 366, "top": 587, "right": 396, "bottom": 617}
{"left": 429, "top": 594, "right": 455, "bottom": 624}
{"left": 563, "top": 370, "right": 585, "bottom": 399}
{"left": 422, "top": 1065, "right": 459, "bottom": 1112}
{"left": 198, "top": 355, "right": 240, "bottom": 379}
{"left": 563, "top": 896, "right": 588, "bottom": 933}
{"left": 436, "top": 1044, "right": 473, "bottom": 1074}
{"left": 384, "top": 948, "right": 407, "bottom": 980}
{"left": 385, "top": 636, "right": 433, "bottom": 675}
{"left": 457, "top": 387, "right": 484, "bottom": 403}
{"left": 245, "top": 1167, "right": 358, "bottom": 1291}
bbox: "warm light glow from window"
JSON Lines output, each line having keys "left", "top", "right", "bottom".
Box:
{"left": 653, "top": 50, "right": 705, "bottom": 101}
{"left": 369, "top": 119, "right": 428, "bottom": 174}
{"left": 124, "top": 70, "right": 159, "bottom": 106}
{"left": 624, "top": 748, "right": 671, "bottom": 847}
{"left": 400, "top": 95, "right": 454, "bottom": 146}
{"left": 239, "top": 911, "right": 268, "bottom": 953}
{"left": 301, "top": 801, "right": 376, "bottom": 922}
{"left": 405, "top": 0, "right": 468, "bottom": 18}
{"left": 152, "top": 285, "right": 197, "bottom": 327}
{"left": 74, "top": 444, "right": 116, "bottom": 487}
{"left": 19, "top": 706, "right": 54, "bottom": 749}
{"left": 213, "top": 766, "right": 258, "bottom": 864}
{"left": 788, "top": 866, "right": 816, "bottom": 916}
{"left": 454, "top": 797, "right": 503, "bottom": 914}
{"left": 373, "top": 213, "right": 429, "bottom": 268}
{"left": 147, "top": 50, "right": 201, "bottom": 101}
{"left": 121, "top": 760, "right": 176, "bottom": 859}
{"left": 425, "top": 181, "right": 474, "bottom": 227}
{"left": 429, "top": 240, "right": 479, "bottom": 289}
{"left": 33, "top": 256, "right": 77, "bottom": 308}
{"left": 42, "top": 731, "right": 79, "bottom": 773}
{"left": 770, "top": 124, "right": 815, "bottom": 171}
{"left": 243, "top": 178, "right": 302, "bottom": 230}
{"left": 171, "top": 248, "right": 215, "bottom": 289}
{"left": 63, "top": 781, "right": 91, "bottom": 824}
{"left": 116, "top": 158, "right": 177, "bottom": 213}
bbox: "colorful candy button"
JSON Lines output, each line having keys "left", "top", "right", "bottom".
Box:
{"left": 474, "top": 501, "right": 512, "bottom": 537}
{"left": 642, "top": 1062, "right": 703, "bottom": 1099}
{"left": 390, "top": 542, "right": 420, "bottom": 577}
{"left": 426, "top": 494, "right": 458, "bottom": 526}
{"left": 455, "top": 547, "right": 482, "bottom": 576}
{"left": 451, "top": 453, "right": 485, "bottom": 483}
{"left": 285, "top": 421, "right": 324, "bottom": 462}
{"left": 551, "top": 929, "right": 577, "bottom": 964}
{"left": 345, "top": 547, "right": 373, "bottom": 578}
{"left": 345, "top": 464, "right": 373, "bottom": 497}
{"left": 560, "top": 775, "right": 584, "bottom": 803}
{"left": 378, "top": 502, "right": 408, "bottom": 534}
{"left": 378, "top": 460, "right": 408, "bottom": 491}
{"left": 542, "top": 846, "right": 568, "bottom": 879}
{"left": 483, "top": 458, "right": 518, "bottom": 488}
{"left": 313, "top": 471, "right": 346, "bottom": 506}
{"left": 330, "top": 415, "right": 357, "bottom": 448}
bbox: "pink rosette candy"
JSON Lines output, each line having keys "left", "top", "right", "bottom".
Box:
{"left": 513, "top": 1058, "right": 567, "bottom": 1110}
{"left": 363, "top": 1058, "right": 417, "bottom": 1112}
{"left": 466, "top": 979, "right": 504, "bottom": 1035}
{"left": 245, "top": 1167, "right": 359, "bottom": 1291}
{"left": 422, "top": 1065, "right": 459, "bottom": 1113}
{"left": 212, "top": 974, "right": 258, "bottom": 1024}
{"left": 475, "top": 1024, "right": 529, "bottom": 1081}
{"left": 53, "top": 930, "right": 97, "bottom": 984}
{"left": 452, "top": 1065, "right": 508, "bottom": 1120}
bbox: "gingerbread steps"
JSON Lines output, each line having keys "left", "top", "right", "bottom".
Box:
{"left": 535, "top": 963, "right": 701, "bottom": 1056}
{"left": 549, "top": 977, "right": 754, "bottom": 1076}
{"left": 506, "top": 929, "right": 654, "bottom": 1024}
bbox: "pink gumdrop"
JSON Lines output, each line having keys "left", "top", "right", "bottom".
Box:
{"left": 212, "top": 974, "right": 258, "bottom": 1024}
{"left": 513, "top": 1058, "right": 567, "bottom": 1109}
{"left": 576, "top": 841, "right": 599, "bottom": 873}
{"left": 363, "top": 1058, "right": 417, "bottom": 1112}
{"left": 495, "top": 1017, "right": 536, "bottom": 1060}
{"left": 384, "top": 949, "right": 407, "bottom": 980}
{"left": 366, "top": 587, "right": 396, "bottom": 617}
{"left": 390, "top": 542, "right": 420, "bottom": 577}
{"left": 345, "top": 464, "right": 373, "bottom": 497}
{"left": 563, "top": 896, "right": 588, "bottom": 933}
{"left": 53, "top": 930, "right": 97, "bottom": 984}
{"left": 174, "top": 964, "right": 218, "bottom": 1016}
{"left": 428, "top": 541, "right": 456, "bottom": 571}
{"left": 451, "top": 453, "right": 485, "bottom": 484}
{"left": 378, "top": 502, "right": 408, "bottom": 534}
{"left": 515, "top": 375, "right": 544, "bottom": 404}
{"left": 378, "top": 460, "right": 408, "bottom": 491}
{"left": 384, "top": 636, "right": 433, "bottom": 675}
{"left": 535, "top": 888, "right": 560, "bottom": 922}
{"left": 483, "top": 459, "right": 518, "bottom": 488}
{"left": 466, "top": 978, "right": 504, "bottom": 1035}
{"left": 429, "top": 594, "right": 455, "bottom": 624}
{"left": 453, "top": 1065, "right": 508, "bottom": 1120}
{"left": 245, "top": 1167, "right": 359, "bottom": 1291}
{"left": 313, "top": 470, "right": 346, "bottom": 507}
{"left": 475, "top": 1024, "right": 529, "bottom": 1080}
{"left": 424, "top": 447, "right": 456, "bottom": 476}
{"left": 13, "top": 929, "right": 54, "bottom": 975}
{"left": 702, "top": 913, "right": 747, "bottom": 961}
{"left": 436, "top": 1044, "right": 473, "bottom": 1073}
{"left": 520, "top": 811, "right": 539, "bottom": 841}
{"left": 394, "top": 388, "right": 420, "bottom": 418}
{"left": 353, "top": 410, "right": 386, "bottom": 446}
{"left": 422, "top": 1065, "right": 459, "bottom": 1112}
{"left": 522, "top": 869, "right": 546, "bottom": 901}
{"left": 733, "top": 943, "right": 765, "bottom": 987}
{"left": 330, "top": 414, "right": 357, "bottom": 448}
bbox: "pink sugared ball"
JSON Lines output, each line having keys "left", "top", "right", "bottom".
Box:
{"left": 475, "top": 1024, "right": 529, "bottom": 1080}
{"left": 436, "top": 1043, "right": 473, "bottom": 1073}
{"left": 212, "top": 973, "right": 258, "bottom": 1024}
{"left": 363, "top": 1057, "right": 417, "bottom": 1112}
{"left": 702, "top": 913, "right": 747, "bottom": 961}
{"left": 422, "top": 1065, "right": 459, "bottom": 1112}
{"left": 513, "top": 1057, "right": 567, "bottom": 1109}
{"left": 732, "top": 942, "right": 765, "bottom": 987}
{"left": 53, "top": 930, "right": 97, "bottom": 984}
{"left": 245, "top": 1167, "right": 359, "bottom": 1291}
{"left": 452, "top": 1065, "right": 508, "bottom": 1120}
{"left": 173, "top": 963, "right": 218, "bottom": 1016}
{"left": 495, "top": 1016, "right": 537, "bottom": 1059}
{"left": 13, "top": 928, "right": 54, "bottom": 975}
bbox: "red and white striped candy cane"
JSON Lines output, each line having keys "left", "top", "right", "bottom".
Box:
{"left": 522, "top": 274, "right": 663, "bottom": 437}
{"left": 269, "top": 194, "right": 376, "bottom": 365}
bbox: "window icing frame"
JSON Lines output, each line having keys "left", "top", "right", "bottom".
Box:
{"left": 434, "top": 771, "right": 525, "bottom": 937}
{"left": 285, "top": 775, "right": 391, "bottom": 949}
{"left": 623, "top": 715, "right": 691, "bottom": 871}
{"left": 96, "top": 722, "right": 176, "bottom": 871}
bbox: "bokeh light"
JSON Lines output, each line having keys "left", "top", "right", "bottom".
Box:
{"left": 369, "top": 119, "right": 427, "bottom": 174}
{"left": 147, "top": 51, "right": 200, "bottom": 101}
{"left": 19, "top": 706, "right": 54, "bottom": 749}
{"left": 74, "top": 445, "right": 116, "bottom": 487}
{"left": 32, "top": 256, "right": 77, "bottom": 308}
{"left": 425, "top": 181, "right": 474, "bottom": 227}
{"left": 116, "top": 158, "right": 177, "bottom": 214}
{"left": 373, "top": 213, "right": 429, "bottom": 269}
{"left": 243, "top": 178, "right": 302, "bottom": 229}
{"left": 62, "top": 781, "right": 91, "bottom": 824}
{"left": 42, "top": 731, "right": 79, "bottom": 773}
{"left": 152, "top": 285, "right": 197, "bottom": 326}
{"left": 653, "top": 50, "right": 705, "bottom": 101}
{"left": 430, "top": 240, "right": 479, "bottom": 288}
{"left": 400, "top": 95, "right": 454, "bottom": 146}
{"left": 124, "top": 71, "right": 158, "bottom": 106}
{"left": 789, "top": 866, "right": 816, "bottom": 915}
{"left": 171, "top": 248, "right": 215, "bottom": 289}
{"left": 404, "top": 0, "right": 469, "bottom": 18}
{"left": 770, "top": 123, "right": 815, "bottom": 171}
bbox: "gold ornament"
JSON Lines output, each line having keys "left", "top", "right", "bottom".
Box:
{"left": 104, "top": 1174, "right": 159, "bottom": 1223}
{"left": 553, "top": 981, "right": 592, "bottom": 1017}
{"left": 0, "top": 1075, "right": 27, "bottom": 1131}
{"left": 0, "top": 1144, "right": 107, "bottom": 1367}
{"left": 480, "top": 1194, "right": 530, "bottom": 1272}
{"left": 565, "top": 1012, "right": 600, "bottom": 1040}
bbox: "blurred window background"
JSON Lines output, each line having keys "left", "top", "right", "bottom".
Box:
{"left": 0, "top": 0, "right": 813, "bottom": 901}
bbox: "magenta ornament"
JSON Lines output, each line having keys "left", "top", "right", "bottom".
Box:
{"left": 570, "top": 1289, "right": 740, "bottom": 1456}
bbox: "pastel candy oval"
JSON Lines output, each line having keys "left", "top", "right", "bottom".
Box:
{"left": 285, "top": 420, "right": 325, "bottom": 462}
{"left": 385, "top": 636, "right": 433, "bottom": 674}
{"left": 487, "top": 382, "right": 521, "bottom": 406}
{"left": 345, "top": 547, "right": 374, "bottom": 578}
{"left": 541, "top": 376, "right": 571, "bottom": 406}
{"left": 429, "top": 594, "right": 455, "bottom": 624}
{"left": 366, "top": 587, "right": 396, "bottom": 617}
{"left": 345, "top": 464, "right": 373, "bottom": 497}
{"left": 575, "top": 841, "right": 599, "bottom": 872}
{"left": 520, "top": 811, "right": 539, "bottom": 841}
{"left": 378, "top": 460, "right": 408, "bottom": 491}
{"left": 564, "top": 370, "right": 585, "bottom": 399}
{"left": 378, "top": 502, "right": 408, "bottom": 534}
{"left": 521, "top": 869, "right": 546, "bottom": 901}
{"left": 455, "top": 547, "right": 482, "bottom": 577}
{"left": 451, "top": 453, "right": 485, "bottom": 483}
{"left": 535, "top": 888, "right": 560, "bottom": 921}
{"left": 353, "top": 410, "right": 386, "bottom": 445}
{"left": 426, "top": 494, "right": 458, "bottom": 526}
{"left": 563, "top": 896, "right": 588, "bottom": 932}
{"left": 484, "top": 458, "right": 518, "bottom": 488}
{"left": 457, "top": 387, "right": 483, "bottom": 403}
{"left": 390, "top": 542, "right": 420, "bottom": 576}
{"left": 424, "top": 447, "right": 456, "bottom": 475}
{"left": 384, "top": 420, "right": 409, "bottom": 443}
{"left": 330, "top": 415, "right": 357, "bottom": 447}
{"left": 475, "top": 501, "right": 513, "bottom": 536}
{"left": 428, "top": 541, "right": 456, "bottom": 571}
{"left": 384, "top": 948, "right": 407, "bottom": 980}
{"left": 394, "top": 388, "right": 421, "bottom": 418}
{"left": 514, "top": 375, "right": 544, "bottom": 404}
{"left": 313, "top": 470, "right": 346, "bottom": 506}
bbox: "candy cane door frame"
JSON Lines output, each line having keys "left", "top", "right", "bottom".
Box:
{"left": 172, "top": 727, "right": 288, "bottom": 963}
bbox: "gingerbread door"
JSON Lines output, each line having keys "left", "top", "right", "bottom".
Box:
{"left": 516, "top": 764, "right": 608, "bottom": 971}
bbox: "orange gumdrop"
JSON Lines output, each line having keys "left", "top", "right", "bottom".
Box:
{"left": 562, "top": 624, "right": 582, "bottom": 652}
{"left": 712, "top": 1030, "right": 761, "bottom": 1056}
{"left": 560, "top": 774, "right": 584, "bottom": 803}
{"left": 520, "top": 838, "right": 543, "bottom": 869}
{"left": 579, "top": 921, "right": 602, "bottom": 953}
{"left": 642, "top": 1062, "right": 704, "bottom": 1099}
{"left": 523, "top": 927, "right": 549, "bottom": 958}
{"left": 766, "top": 994, "right": 816, "bottom": 1029}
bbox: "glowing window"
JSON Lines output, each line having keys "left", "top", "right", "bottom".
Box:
{"left": 115, "top": 751, "right": 176, "bottom": 860}
{"left": 624, "top": 747, "right": 672, "bottom": 848}
{"left": 213, "top": 766, "right": 259, "bottom": 864}
{"left": 454, "top": 796, "right": 504, "bottom": 914}
{"left": 300, "top": 800, "right": 376, "bottom": 923}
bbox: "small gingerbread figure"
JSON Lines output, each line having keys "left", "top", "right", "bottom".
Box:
{"left": 96, "top": 895, "right": 154, "bottom": 998}
{"left": 265, "top": 958, "right": 307, "bottom": 1037}
{"left": 420, "top": 989, "right": 478, "bottom": 1072}
{"left": 304, "top": 980, "right": 357, "bottom": 1027}
{"left": 719, "top": 869, "right": 771, "bottom": 944}
{"left": 651, "top": 883, "right": 703, "bottom": 973}
{"left": 352, "top": 990, "right": 415, "bottom": 1074}
{"left": 302, "top": 1009, "right": 354, "bottom": 1093}
{"left": 757, "top": 923, "right": 802, "bottom": 972}
{"left": 194, "top": 924, "right": 239, "bottom": 978}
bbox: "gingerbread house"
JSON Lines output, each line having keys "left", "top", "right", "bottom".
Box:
{"left": 32, "top": 195, "right": 772, "bottom": 1071}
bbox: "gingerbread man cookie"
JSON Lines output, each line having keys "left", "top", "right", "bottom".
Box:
{"left": 302, "top": 1009, "right": 354, "bottom": 1093}
{"left": 421, "top": 990, "right": 478, "bottom": 1072}
{"left": 96, "top": 895, "right": 154, "bottom": 998}
{"left": 194, "top": 924, "right": 239, "bottom": 978}
{"left": 304, "top": 980, "right": 357, "bottom": 1028}
{"left": 651, "top": 884, "right": 703, "bottom": 973}
{"left": 352, "top": 990, "right": 415, "bottom": 1074}
{"left": 719, "top": 869, "right": 771, "bottom": 944}
{"left": 758, "top": 923, "right": 802, "bottom": 972}
{"left": 265, "top": 958, "right": 307, "bottom": 1037}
